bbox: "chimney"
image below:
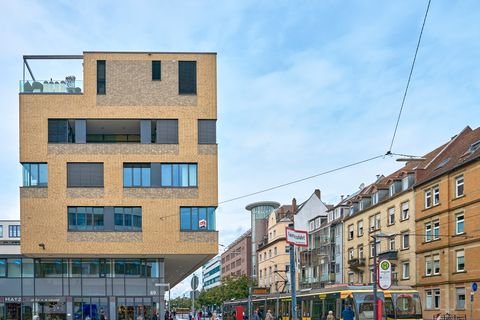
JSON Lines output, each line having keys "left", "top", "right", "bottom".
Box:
{"left": 314, "top": 189, "right": 321, "bottom": 199}
{"left": 292, "top": 198, "right": 297, "bottom": 213}
{"left": 341, "top": 195, "right": 344, "bottom": 201}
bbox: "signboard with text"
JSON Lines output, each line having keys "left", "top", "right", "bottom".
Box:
{"left": 378, "top": 260, "right": 392, "bottom": 290}
{"left": 285, "top": 227, "right": 308, "bottom": 247}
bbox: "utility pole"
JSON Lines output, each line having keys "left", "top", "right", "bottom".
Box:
{"left": 289, "top": 242, "right": 296, "bottom": 320}
{"left": 372, "top": 234, "right": 378, "bottom": 320}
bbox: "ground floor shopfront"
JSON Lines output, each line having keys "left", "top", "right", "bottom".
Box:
{"left": 0, "top": 257, "right": 165, "bottom": 320}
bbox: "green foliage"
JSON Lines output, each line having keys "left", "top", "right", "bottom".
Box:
{"left": 198, "top": 275, "right": 255, "bottom": 307}
{"left": 170, "top": 296, "right": 192, "bottom": 309}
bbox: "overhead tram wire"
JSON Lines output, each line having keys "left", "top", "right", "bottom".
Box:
{"left": 388, "top": 0, "right": 432, "bottom": 153}
{"left": 158, "top": 153, "right": 388, "bottom": 220}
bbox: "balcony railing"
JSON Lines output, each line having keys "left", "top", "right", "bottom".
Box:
{"left": 20, "top": 79, "right": 83, "bottom": 94}
{"left": 348, "top": 258, "right": 366, "bottom": 269}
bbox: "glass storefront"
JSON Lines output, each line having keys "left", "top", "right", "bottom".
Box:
{"left": 117, "top": 298, "right": 155, "bottom": 320}
{"left": 74, "top": 298, "right": 108, "bottom": 320}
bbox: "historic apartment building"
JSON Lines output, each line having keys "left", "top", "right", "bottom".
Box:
{"left": 221, "top": 230, "right": 252, "bottom": 279}
{"left": 340, "top": 142, "right": 446, "bottom": 289}
{"left": 257, "top": 204, "right": 294, "bottom": 293}
{"left": 414, "top": 126, "right": 480, "bottom": 319}
{"left": 6, "top": 52, "right": 219, "bottom": 320}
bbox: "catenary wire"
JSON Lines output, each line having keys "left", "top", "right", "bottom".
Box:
{"left": 388, "top": 0, "right": 432, "bottom": 153}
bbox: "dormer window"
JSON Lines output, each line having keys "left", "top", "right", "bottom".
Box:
{"left": 389, "top": 183, "right": 395, "bottom": 197}
{"left": 402, "top": 176, "right": 409, "bottom": 191}
{"left": 372, "top": 192, "right": 379, "bottom": 205}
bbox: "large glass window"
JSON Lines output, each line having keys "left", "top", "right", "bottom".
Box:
{"left": 68, "top": 207, "right": 104, "bottom": 231}
{"left": 22, "top": 258, "right": 34, "bottom": 277}
{"left": 22, "top": 163, "right": 48, "bottom": 187}
{"left": 114, "top": 207, "right": 142, "bottom": 231}
{"left": 179, "top": 61, "right": 197, "bottom": 94}
{"left": 7, "top": 259, "right": 21, "bottom": 277}
{"left": 180, "top": 207, "right": 216, "bottom": 231}
{"left": 160, "top": 164, "right": 197, "bottom": 187}
{"left": 35, "top": 259, "right": 65, "bottom": 278}
{"left": 0, "top": 259, "right": 5, "bottom": 277}
{"left": 124, "top": 164, "right": 151, "bottom": 187}
{"left": 82, "top": 259, "right": 100, "bottom": 277}
{"left": 97, "top": 60, "right": 106, "bottom": 95}
{"left": 8, "top": 225, "right": 20, "bottom": 238}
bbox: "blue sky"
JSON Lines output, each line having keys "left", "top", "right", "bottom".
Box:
{"left": 1, "top": 0, "right": 480, "bottom": 297}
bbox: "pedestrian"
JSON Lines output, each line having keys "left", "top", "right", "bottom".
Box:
{"left": 326, "top": 310, "right": 335, "bottom": 320}
{"left": 165, "top": 311, "right": 170, "bottom": 320}
{"left": 253, "top": 309, "right": 260, "bottom": 320}
{"left": 265, "top": 310, "right": 273, "bottom": 320}
{"left": 341, "top": 306, "right": 354, "bottom": 320}
{"left": 152, "top": 312, "right": 158, "bottom": 320}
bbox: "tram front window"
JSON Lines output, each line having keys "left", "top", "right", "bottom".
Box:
{"left": 353, "top": 292, "right": 384, "bottom": 320}
{"left": 393, "top": 293, "right": 422, "bottom": 319}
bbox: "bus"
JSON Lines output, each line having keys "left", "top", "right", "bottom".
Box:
{"left": 223, "top": 285, "right": 422, "bottom": 320}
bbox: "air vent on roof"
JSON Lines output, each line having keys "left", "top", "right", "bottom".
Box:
{"left": 434, "top": 157, "right": 450, "bottom": 171}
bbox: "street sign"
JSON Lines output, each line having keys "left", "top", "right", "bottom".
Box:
{"left": 285, "top": 227, "right": 308, "bottom": 247}
{"left": 378, "top": 260, "right": 392, "bottom": 290}
{"left": 191, "top": 274, "right": 199, "bottom": 290}
{"left": 472, "top": 282, "right": 478, "bottom": 292}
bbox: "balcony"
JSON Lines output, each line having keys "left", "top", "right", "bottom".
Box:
{"left": 348, "top": 258, "right": 366, "bottom": 270}
{"left": 378, "top": 250, "right": 398, "bottom": 261}
{"left": 20, "top": 55, "right": 83, "bottom": 94}
{"left": 20, "top": 79, "right": 83, "bottom": 94}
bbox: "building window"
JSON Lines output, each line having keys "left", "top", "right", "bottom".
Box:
{"left": 357, "top": 220, "right": 363, "bottom": 236}
{"left": 198, "top": 120, "right": 217, "bottom": 144}
{"left": 152, "top": 61, "right": 161, "bottom": 80}
{"left": 269, "top": 250, "right": 272, "bottom": 258}
{"left": 156, "top": 119, "right": 178, "bottom": 144}
{"left": 402, "top": 176, "right": 409, "bottom": 191}
{"left": 402, "top": 262, "right": 410, "bottom": 279}
{"left": 455, "top": 176, "right": 464, "bottom": 198}
{"left": 433, "top": 186, "right": 440, "bottom": 205}
{"left": 401, "top": 202, "right": 409, "bottom": 220}
{"left": 179, "top": 61, "right": 197, "bottom": 94}
{"left": 456, "top": 214, "right": 465, "bottom": 234}
{"left": 123, "top": 163, "right": 151, "bottom": 187}
{"left": 274, "top": 247, "right": 277, "bottom": 255}
{"left": 388, "top": 207, "right": 395, "bottom": 225}
{"left": 8, "top": 225, "right": 20, "bottom": 238}
{"left": 425, "top": 257, "right": 432, "bottom": 276}
{"left": 114, "top": 207, "right": 142, "bottom": 231}
{"left": 456, "top": 288, "right": 466, "bottom": 310}
{"left": 426, "top": 289, "right": 440, "bottom": 309}
{"left": 425, "top": 223, "right": 432, "bottom": 242}
{"left": 160, "top": 163, "right": 198, "bottom": 187}
{"left": 348, "top": 248, "right": 354, "bottom": 260}
{"left": 425, "top": 189, "right": 432, "bottom": 208}
{"left": 433, "top": 221, "right": 440, "bottom": 240}
{"left": 401, "top": 232, "right": 409, "bottom": 249}
{"left": 389, "top": 183, "right": 395, "bottom": 197}
{"left": 97, "top": 60, "right": 106, "bottom": 95}
{"left": 348, "top": 272, "right": 354, "bottom": 284}
{"left": 180, "top": 207, "right": 216, "bottom": 231}
{"left": 0, "top": 226, "right": 2, "bottom": 238}
{"left": 389, "top": 237, "right": 395, "bottom": 251}
{"left": 22, "top": 163, "right": 48, "bottom": 187}
{"left": 370, "top": 241, "right": 380, "bottom": 258}
{"left": 67, "top": 163, "right": 104, "bottom": 187}
{"left": 358, "top": 245, "right": 364, "bottom": 259}
{"left": 348, "top": 224, "right": 354, "bottom": 240}
{"left": 456, "top": 250, "right": 465, "bottom": 272}
{"left": 68, "top": 207, "right": 104, "bottom": 231}
{"left": 48, "top": 119, "right": 73, "bottom": 143}
{"left": 369, "top": 213, "right": 380, "bottom": 232}
{"left": 433, "top": 254, "right": 440, "bottom": 275}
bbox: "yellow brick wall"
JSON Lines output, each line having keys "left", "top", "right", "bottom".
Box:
{"left": 19, "top": 52, "right": 218, "bottom": 256}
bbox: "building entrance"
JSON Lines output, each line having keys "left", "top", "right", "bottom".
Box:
{"left": 5, "top": 303, "right": 21, "bottom": 320}
{"left": 73, "top": 298, "right": 109, "bottom": 320}
{"left": 37, "top": 301, "right": 66, "bottom": 320}
{"left": 117, "top": 297, "right": 155, "bottom": 320}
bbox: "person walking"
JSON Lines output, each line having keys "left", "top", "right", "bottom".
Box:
{"left": 326, "top": 311, "right": 335, "bottom": 320}
{"left": 341, "top": 306, "right": 354, "bottom": 320}
{"left": 253, "top": 309, "right": 260, "bottom": 320}
{"left": 265, "top": 310, "right": 273, "bottom": 320}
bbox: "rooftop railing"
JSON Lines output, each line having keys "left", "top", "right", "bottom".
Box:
{"left": 20, "top": 79, "right": 83, "bottom": 94}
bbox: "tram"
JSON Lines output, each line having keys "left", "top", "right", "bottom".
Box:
{"left": 223, "top": 285, "right": 422, "bottom": 320}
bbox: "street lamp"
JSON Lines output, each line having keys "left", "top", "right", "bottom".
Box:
{"left": 371, "top": 232, "right": 397, "bottom": 320}
{"left": 155, "top": 283, "right": 171, "bottom": 313}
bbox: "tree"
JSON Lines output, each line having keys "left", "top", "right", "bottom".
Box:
{"left": 198, "top": 275, "right": 255, "bottom": 307}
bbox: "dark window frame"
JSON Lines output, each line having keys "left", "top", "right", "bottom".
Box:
{"left": 114, "top": 207, "right": 142, "bottom": 231}
{"left": 68, "top": 206, "right": 105, "bottom": 231}
{"left": 180, "top": 206, "right": 216, "bottom": 232}
{"left": 198, "top": 119, "right": 217, "bottom": 144}
{"left": 152, "top": 61, "right": 161, "bottom": 81}
{"left": 156, "top": 119, "right": 178, "bottom": 144}
{"left": 8, "top": 225, "right": 20, "bottom": 238}
{"left": 22, "top": 163, "right": 48, "bottom": 187}
{"left": 97, "top": 60, "right": 106, "bottom": 95}
{"left": 178, "top": 61, "right": 197, "bottom": 95}
{"left": 67, "top": 162, "right": 104, "bottom": 188}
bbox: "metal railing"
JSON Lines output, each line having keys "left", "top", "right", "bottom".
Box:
{"left": 20, "top": 80, "right": 83, "bottom": 93}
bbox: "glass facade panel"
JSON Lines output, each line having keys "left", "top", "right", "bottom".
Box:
{"left": 189, "top": 164, "right": 197, "bottom": 186}
{"left": 7, "top": 259, "right": 21, "bottom": 277}
{"left": 124, "top": 167, "right": 132, "bottom": 186}
{"left": 180, "top": 207, "right": 216, "bottom": 231}
{"left": 180, "top": 208, "right": 191, "bottom": 230}
{"left": 22, "top": 163, "right": 49, "bottom": 187}
{"left": 0, "top": 259, "right": 6, "bottom": 277}
{"left": 161, "top": 165, "right": 172, "bottom": 186}
{"left": 22, "top": 258, "right": 34, "bottom": 277}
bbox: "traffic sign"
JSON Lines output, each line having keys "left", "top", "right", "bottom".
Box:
{"left": 378, "top": 260, "right": 392, "bottom": 290}
{"left": 191, "top": 274, "right": 199, "bottom": 290}
{"left": 472, "top": 282, "right": 478, "bottom": 292}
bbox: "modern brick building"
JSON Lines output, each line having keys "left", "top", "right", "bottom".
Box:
{"left": 1, "top": 52, "right": 219, "bottom": 320}
{"left": 414, "top": 126, "right": 480, "bottom": 319}
{"left": 221, "top": 230, "right": 252, "bottom": 279}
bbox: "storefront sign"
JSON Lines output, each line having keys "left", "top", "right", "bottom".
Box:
{"left": 5, "top": 297, "right": 22, "bottom": 303}
{"left": 378, "top": 260, "right": 392, "bottom": 290}
{"left": 285, "top": 227, "right": 308, "bottom": 247}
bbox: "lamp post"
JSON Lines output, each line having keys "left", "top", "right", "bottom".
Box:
{"left": 155, "top": 283, "right": 171, "bottom": 313}
{"left": 371, "top": 232, "right": 396, "bottom": 320}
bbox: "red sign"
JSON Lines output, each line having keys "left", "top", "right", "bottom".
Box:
{"left": 199, "top": 219, "right": 207, "bottom": 229}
